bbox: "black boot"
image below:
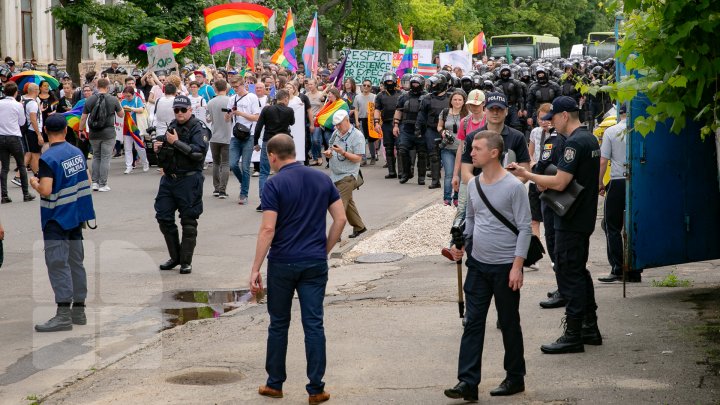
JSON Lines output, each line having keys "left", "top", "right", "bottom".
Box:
{"left": 385, "top": 157, "right": 397, "bottom": 179}
{"left": 582, "top": 312, "right": 603, "bottom": 345}
{"left": 179, "top": 218, "right": 197, "bottom": 274}
{"left": 417, "top": 150, "right": 427, "bottom": 186}
{"left": 35, "top": 306, "right": 73, "bottom": 332}
{"left": 540, "top": 290, "right": 567, "bottom": 308}
{"left": 429, "top": 156, "right": 441, "bottom": 187}
{"left": 541, "top": 317, "right": 584, "bottom": 354}
{"left": 398, "top": 149, "right": 411, "bottom": 184}
{"left": 71, "top": 304, "right": 87, "bottom": 325}
{"left": 159, "top": 225, "right": 180, "bottom": 270}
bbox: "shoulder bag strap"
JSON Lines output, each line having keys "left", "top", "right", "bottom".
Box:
{"left": 474, "top": 175, "right": 519, "bottom": 236}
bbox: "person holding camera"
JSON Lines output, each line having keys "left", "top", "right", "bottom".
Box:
{"left": 153, "top": 96, "right": 210, "bottom": 275}
{"left": 437, "top": 90, "right": 468, "bottom": 205}
{"left": 225, "top": 77, "right": 260, "bottom": 207}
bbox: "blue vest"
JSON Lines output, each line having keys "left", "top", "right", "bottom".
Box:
{"left": 40, "top": 143, "right": 96, "bottom": 230}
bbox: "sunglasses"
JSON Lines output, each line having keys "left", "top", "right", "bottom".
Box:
{"left": 362, "top": 84, "right": 371, "bottom": 87}
{"left": 173, "top": 108, "right": 188, "bottom": 114}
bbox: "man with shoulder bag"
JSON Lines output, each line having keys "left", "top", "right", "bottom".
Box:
{"left": 226, "top": 77, "right": 260, "bottom": 206}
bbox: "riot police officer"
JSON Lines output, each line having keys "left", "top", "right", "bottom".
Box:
{"left": 152, "top": 95, "right": 210, "bottom": 274}
{"left": 394, "top": 74, "right": 427, "bottom": 185}
{"left": 374, "top": 72, "right": 402, "bottom": 179}
{"left": 416, "top": 74, "right": 449, "bottom": 189}
{"left": 526, "top": 67, "right": 561, "bottom": 127}
{"left": 560, "top": 63, "right": 581, "bottom": 103}
{"left": 494, "top": 65, "right": 525, "bottom": 131}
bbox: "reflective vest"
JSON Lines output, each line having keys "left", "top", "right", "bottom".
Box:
{"left": 39, "top": 143, "right": 96, "bottom": 231}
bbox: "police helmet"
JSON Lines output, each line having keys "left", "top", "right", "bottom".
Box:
{"left": 591, "top": 66, "right": 605, "bottom": 77}
{"left": 519, "top": 68, "right": 531, "bottom": 81}
{"left": 382, "top": 71, "right": 398, "bottom": 90}
{"left": 482, "top": 80, "right": 495, "bottom": 91}
{"left": 428, "top": 74, "right": 448, "bottom": 94}
{"left": 525, "top": 57, "right": 534, "bottom": 65}
{"left": 400, "top": 73, "right": 413, "bottom": 89}
{"left": 409, "top": 74, "right": 424, "bottom": 94}
{"left": 116, "top": 66, "right": 127, "bottom": 75}
{"left": 59, "top": 71, "right": 71, "bottom": 80}
{"left": 472, "top": 75, "right": 484, "bottom": 90}
{"left": 460, "top": 75, "right": 473, "bottom": 90}
{"left": 0, "top": 64, "right": 10, "bottom": 79}
{"left": 514, "top": 57, "right": 524, "bottom": 65}
{"left": 437, "top": 70, "right": 452, "bottom": 83}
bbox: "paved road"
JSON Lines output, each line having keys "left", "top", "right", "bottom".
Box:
{"left": 0, "top": 156, "right": 442, "bottom": 402}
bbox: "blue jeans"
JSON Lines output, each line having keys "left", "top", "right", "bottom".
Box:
{"left": 440, "top": 148, "right": 458, "bottom": 201}
{"left": 259, "top": 144, "right": 271, "bottom": 201}
{"left": 229, "top": 137, "right": 253, "bottom": 198}
{"left": 311, "top": 127, "right": 332, "bottom": 160}
{"left": 266, "top": 259, "right": 328, "bottom": 394}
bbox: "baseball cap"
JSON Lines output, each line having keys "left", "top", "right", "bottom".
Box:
{"left": 619, "top": 103, "right": 627, "bottom": 115}
{"left": 332, "top": 109, "right": 349, "bottom": 126}
{"left": 485, "top": 92, "right": 508, "bottom": 109}
{"left": 173, "top": 95, "right": 192, "bottom": 108}
{"left": 44, "top": 114, "right": 67, "bottom": 133}
{"left": 466, "top": 89, "right": 486, "bottom": 106}
{"left": 541, "top": 96, "right": 580, "bottom": 120}
{"left": 193, "top": 70, "right": 206, "bottom": 77}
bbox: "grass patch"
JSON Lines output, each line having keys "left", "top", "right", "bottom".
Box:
{"left": 651, "top": 272, "right": 693, "bottom": 287}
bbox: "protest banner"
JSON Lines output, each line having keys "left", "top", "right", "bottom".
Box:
{"left": 344, "top": 49, "right": 393, "bottom": 86}
{"left": 147, "top": 42, "right": 177, "bottom": 72}
{"left": 439, "top": 50, "right": 472, "bottom": 74}
{"left": 414, "top": 40, "right": 434, "bottom": 64}
{"left": 392, "top": 52, "right": 419, "bottom": 69}
{"left": 367, "top": 102, "right": 382, "bottom": 139}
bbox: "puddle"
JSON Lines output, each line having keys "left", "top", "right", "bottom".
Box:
{"left": 162, "top": 289, "right": 266, "bottom": 331}
{"left": 166, "top": 368, "right": 243, "bottom": 385}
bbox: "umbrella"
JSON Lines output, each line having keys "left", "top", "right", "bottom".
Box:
{"left": 10, "top": 70, "right": 60, "bottom": 91}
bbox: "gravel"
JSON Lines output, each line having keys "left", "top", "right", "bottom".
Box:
{"left": 347, "top": 203, "right": 457, "bottom": 258}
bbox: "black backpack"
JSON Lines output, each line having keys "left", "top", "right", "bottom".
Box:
{"left": 88, "top": 94, "right": 109, "bottom": 131}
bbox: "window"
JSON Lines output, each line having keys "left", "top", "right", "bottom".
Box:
{"left": 21, "top": 0, "right": 34, "bottom": 60}
{"left": 52, "top": 0, "right": 64, "bottom": 60}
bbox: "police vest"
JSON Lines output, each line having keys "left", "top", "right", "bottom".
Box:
{"left": 378, "top": 91, "right": 400, "bottom": 122}
{"left": 427, "top": 95, "right": 448, "bottom": 127}
{"left": 498, "top": 79, "right": 518, "bottom": 103}
{"left": 534, "top": 84, "right": 557, "bottom": 106}
{"left": 39, "top": 142, "right": 96, "bottom": 231}
{"left": 160, "top": 116, "right": 209, "bottom": 174}
{"left": 561, "top": 81, "right": 576, "bottom": 97}
{"left": 401, "top": 95, "right": 422, "bottom": 125}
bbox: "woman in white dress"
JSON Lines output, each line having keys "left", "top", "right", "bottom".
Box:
{"left": 285, "top": 82, "right": 307, "bottom": 161}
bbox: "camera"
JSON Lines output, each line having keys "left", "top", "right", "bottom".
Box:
{"left": 436, "top": 130, "right": 456, "bottom": 149}
{"left": 146, "top": 126, "right": 156, "bottom": 136}
{"left": 221, "top": 108, "right": 231, "bottom": 113}
{"left": 450, "top": 218, "right": 465, "bottom": 249}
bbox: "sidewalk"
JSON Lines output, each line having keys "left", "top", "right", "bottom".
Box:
{"left": 38, "top": 217, "right": 720, "bottom": 405}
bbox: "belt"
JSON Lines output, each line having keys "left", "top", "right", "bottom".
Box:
{"left": 167, "top": 171, "right": 199, "bottom": 179}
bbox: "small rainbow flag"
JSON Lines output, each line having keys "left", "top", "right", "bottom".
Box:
{"left": 396, "top": 27, "right": 414, "bottom": 76}
{"left": 467, "top": 32, "right": 487, "bottom": 55}
{"left": 398, "top": 23, "right": 410, "bottom": 49}
{"left": 245, "top": 47, "right": 257, "bottom": 71}
{"left": 203, "top": 3, "right": 273, "bottom": 55}
{"left": 138, "top": 35, "right": 192, "bottom": 55}
{"left": 270, "top": 9, "right": 298, "bottom": 72}
{"left": 62, "top": 99, "right": 85, "bottom": 132}
{"left": 123, "top": 112, "right": 144, "bottom": 148}
{"left": 314, "top": 99, "right": 350, "bottom": 129}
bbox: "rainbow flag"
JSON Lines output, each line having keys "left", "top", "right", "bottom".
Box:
{"left": 123, "top": 112, "right": 144, "bottom": 148}
{"left": 270, "top": 9, "right": 299, "bottom": 72}
{"left": 398, "top": 23, "right": 410, "bottom": 49}
{"left": 467, "top": 32, "right": 487, "bottom": 55}
{"left": 245, "top": 47, "right": 257, "bottom": 72}
{"left": 302, "top": 12, "right": 319, "bottom": 78}
{"left": 62, "top": 99, "right": 85, "bottom": 132}
{"left": 314, "top": 99, "right": 349, "bottom": 129}
{"left": 203, "top": 3, "right": 273, "bottom": 55}
{"left": 395, "top": 27, "right": 414, "bottom": 76}
{"left": 138, "top": 35, "right": 192, "bottom": 55}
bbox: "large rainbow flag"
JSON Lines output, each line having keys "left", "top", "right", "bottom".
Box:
{"left": 302, "top": 12, "right": 319, "bottom": 78}
{"left": 138, "top": 35, "right": 192, "bottom": 55}
{"left": 203, "top": 3, "right": 273, "bottom": 55}
{"left": 395, "top": 27, "right": 414, "bottom": 76}
{"left": 123, "top": 112, "right": 144, "bottom": 148}
{"left": 62, "top": 99, "right": 85, "bottom": 132}
{"left": 314, "top": 100, "right": 350, "bottom": 129}
{"left": 270, "top": 9, "right": 299, "bottom": 72}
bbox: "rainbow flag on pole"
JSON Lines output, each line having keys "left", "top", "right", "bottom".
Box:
{"left": 314, "top": 100, "right": 349, "bottom": 129}
{"left": 395, "top": 27, "right": 414, "bottom": 76}
{"left": 138, "top": 36, "right": 192, "bottom": 55}
{"left": 398, "top": 23, "right": 410, "bottom": 49}
{"left": 270, "top": 9, "right": 299, "bottom": 72}
{"left": 467, "top": 32, "right": 487, "bottom": 55}
{"left": 245, "top": 47, "right": 257, "bottom": 71}
{"left": 62, "top": 99, "right": 85, "bottom": 132}
{"left": 203, "top": 3, "right": 273, "bottom": 54}
{"left": 302, "top": 12, "right": 319, "bottom": 78}
{"left": 123, "top": 112, "right": 144, "bottom": 148}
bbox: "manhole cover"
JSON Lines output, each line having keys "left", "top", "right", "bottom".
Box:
{"left": 166, "top": 369, "right": 243, "bottom": 386}
{"left": 355, "top": 252, "right": 404, "bottom": 263}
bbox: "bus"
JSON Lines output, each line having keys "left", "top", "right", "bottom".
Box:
{"left": 584, "top": 32, "right": 617, "bottom": 59}
{"left": 488, "top": 34, "right": 561, "bottom": 60}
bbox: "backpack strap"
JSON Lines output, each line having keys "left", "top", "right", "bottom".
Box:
{"left": 474, "top": 175, "right": 519, "bottom": 235}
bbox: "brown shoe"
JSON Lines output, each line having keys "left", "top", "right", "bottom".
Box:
{"left": 308, "top": 391, "right": 330, "bottom": 404}
{"left": 258, "top": 385, "right": 283, "bottom": 398}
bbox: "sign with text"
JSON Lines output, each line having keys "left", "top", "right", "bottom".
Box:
{"left": 392, "top": 52, "right": 419, "bottom": 68}
{"left": 414, "top": 40, "right": 435, "bottom": 64}
{"left": 147, "top": 43, "right": 177, "bottom": 72}
{"left": 344, "top": 49, "right": 393, "bottom": 86}
{"left": 438, "top": 50, "right": 472, "bottom": 74}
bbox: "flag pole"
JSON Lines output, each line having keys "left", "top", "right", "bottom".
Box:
{"left": 211, "top": 54, "right": 217, "bottom": 68}
{"left": 226, "top": 46, "right": 235, "bottom": 69}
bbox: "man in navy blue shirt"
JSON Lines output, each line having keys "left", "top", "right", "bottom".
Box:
{"left": 249, "top": 134, "right": 346, "bottom": 405}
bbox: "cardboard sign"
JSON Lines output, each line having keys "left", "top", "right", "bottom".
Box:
{"left": 147, "top": 43, "right": 177, "bottom": 72}
{"left": 438, "top": 50, "right": 472, "bottom": 74}
{"left": 344, "top": 49, "right": 393, "bottom": 86}
{"left": 414, "top": 40, "right": 435, "bottom": 64}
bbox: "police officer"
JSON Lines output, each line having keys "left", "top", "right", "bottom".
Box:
{"left": 152, "top": 95, "right": 210, "bottom": 275}
{"left": 416, "top": 74, "right": 449, "bottom": 189}
{"left": 374, "top": 72, "right": 401, "bottom": 179}
{"left": 31, "top": 114, "right": 96, "bottom": 332}
{"left": 394, "top": 74, "right": 427, "bottom": 185}
{"left": 560, "top": 63, "right": 581, "bottom": 103}
{"left": 510, "top": 96, "right": 602, "bottom": 354}
{"left": 494, "top": 65, "right": 525, "bottom": 131}
{"left": 526, "top": 67, "right": 561, "bottom": 127}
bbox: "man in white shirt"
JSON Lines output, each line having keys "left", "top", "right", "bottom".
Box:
{"left": 0, "top": 82, "right": 34, "bottom": 202}
{"left": 226, "top": 77, "right": 260, "bottom": 205}
{"left": 153, "top": 83, "right": 178, "bottom": 138}
{"left": 188, "top": 81, "right": 207, "bottom": 124}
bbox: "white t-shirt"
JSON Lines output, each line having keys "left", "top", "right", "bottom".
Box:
{"left": 189, "top": 95, "right": 207, "bottom": 123}
{"left": 23, "top": 97, "right": 42, "bottom": 133}
{"left": 529, "top": 127, "right": 552, "bottom": 162}
{"left": 153, "top": 96, "right": 176, "bottom": 137}
{"left": 227, "top": 92, "right": 261, "bottom": 133}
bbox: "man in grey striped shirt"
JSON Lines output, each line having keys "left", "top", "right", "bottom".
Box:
{"left": 444, "top": 130, "right": 531, "bottom": 401}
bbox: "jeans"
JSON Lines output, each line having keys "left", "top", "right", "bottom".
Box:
{"left": 440, "top": 148, "right": 458, "bottom": 201}
{"left": 259, "top": 144, "right": 271, "bottom": 201}
{"left": 229, "top": 137, "right": 252, "bottom": 198}
{"left": 555, "top": 230, "right": 597, "bottom": 319}
{"left": 266, "top": 259, "right": 328, "bottom": 395}
{"left": 311, "top": 127, "right": 332, "bottom": 160}
{"left": 458, "top": 255, "right": 525, "bottom": 386}
{"left": 0, "top": 135, "right": 29, "bottom": 196}
{"left": 89, "top": 138, "right": 114, "bottom": 186}
{"left": 43, "top": 221, "right": 87, "bottom": 304}
{"left": 210, "top": 142, "right": 230, "bottom": 194}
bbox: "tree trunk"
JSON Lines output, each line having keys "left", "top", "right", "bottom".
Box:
{"left": 65, "top": 24, "right": 83, "bottom": 85}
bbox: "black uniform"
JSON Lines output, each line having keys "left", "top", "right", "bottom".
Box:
{"left": 396, "top": 90, "right": 427, "bottom": 183}
{"left": 554, "top": 126, "right": 600, "bottom": 321}
{"left": 495, "top": 77, "right": 525, "bottom": 131}
{"left": 532, "top": 130, "right": 566, "bottom": 265}
{"left": 375, "top": 89, "right": 401, "bottom": 177}
{"left": 416, "top": 92, "right": 450, "bottom": 187}
{"left": 460, "top": 124, "right": 531, "bottom": 177}
{"left": 154, "top": 115, "right": 210, "bottom": 273}
{"left": 526, "top": 81, "right": 561, "bottom": 121}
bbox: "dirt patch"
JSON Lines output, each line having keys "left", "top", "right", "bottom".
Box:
{"left": 685, "top": 288, "right": 720, "bottom": 386}
{"left": 165, "top": 368, "right": 244, "bottom": 386}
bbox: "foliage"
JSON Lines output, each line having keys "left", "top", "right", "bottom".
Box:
{"left": 651, "top": 272, "right": 693, "bottom": 288}
{"left": 606, "top": 0, "right": 720, "bottom": 137}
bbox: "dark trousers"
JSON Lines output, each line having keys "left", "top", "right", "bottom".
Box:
{"left": 266, "top": 259, "right": 328, "bottom": 395}
{"left": 43, "top": 221, "right": 87, "bottom": 304}
{"left": 555, "top": 231, "right": 597, "bottom": 319}
{"left": 458, "top": 255, "right": 526, "bottom": 386}
{"left": 154, "top": 172, "right": 204, "bottom": 223}
{"left": 0, "top": 135, "right": 29, "bottom": 196}
{"left": 603, "top": 179, "right": 625, "bottom": 275}
{"left": 541, "top": 201, "right": 556, "bottom": 266}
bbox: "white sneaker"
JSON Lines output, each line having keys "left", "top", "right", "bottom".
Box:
{"left": 252, "top": 171, "right": 259, "bottom": 177}
{"left": 98, "top": 185, "right": 111, "bottom": 192}
{"left": 92, "top": 182, "right": 99, "bottom": 191}
{"left": 124, "top": 168, "right": 133, "bottom": 174}
{"left": 143, "top": 163, "right": 150, "bottom": 172}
